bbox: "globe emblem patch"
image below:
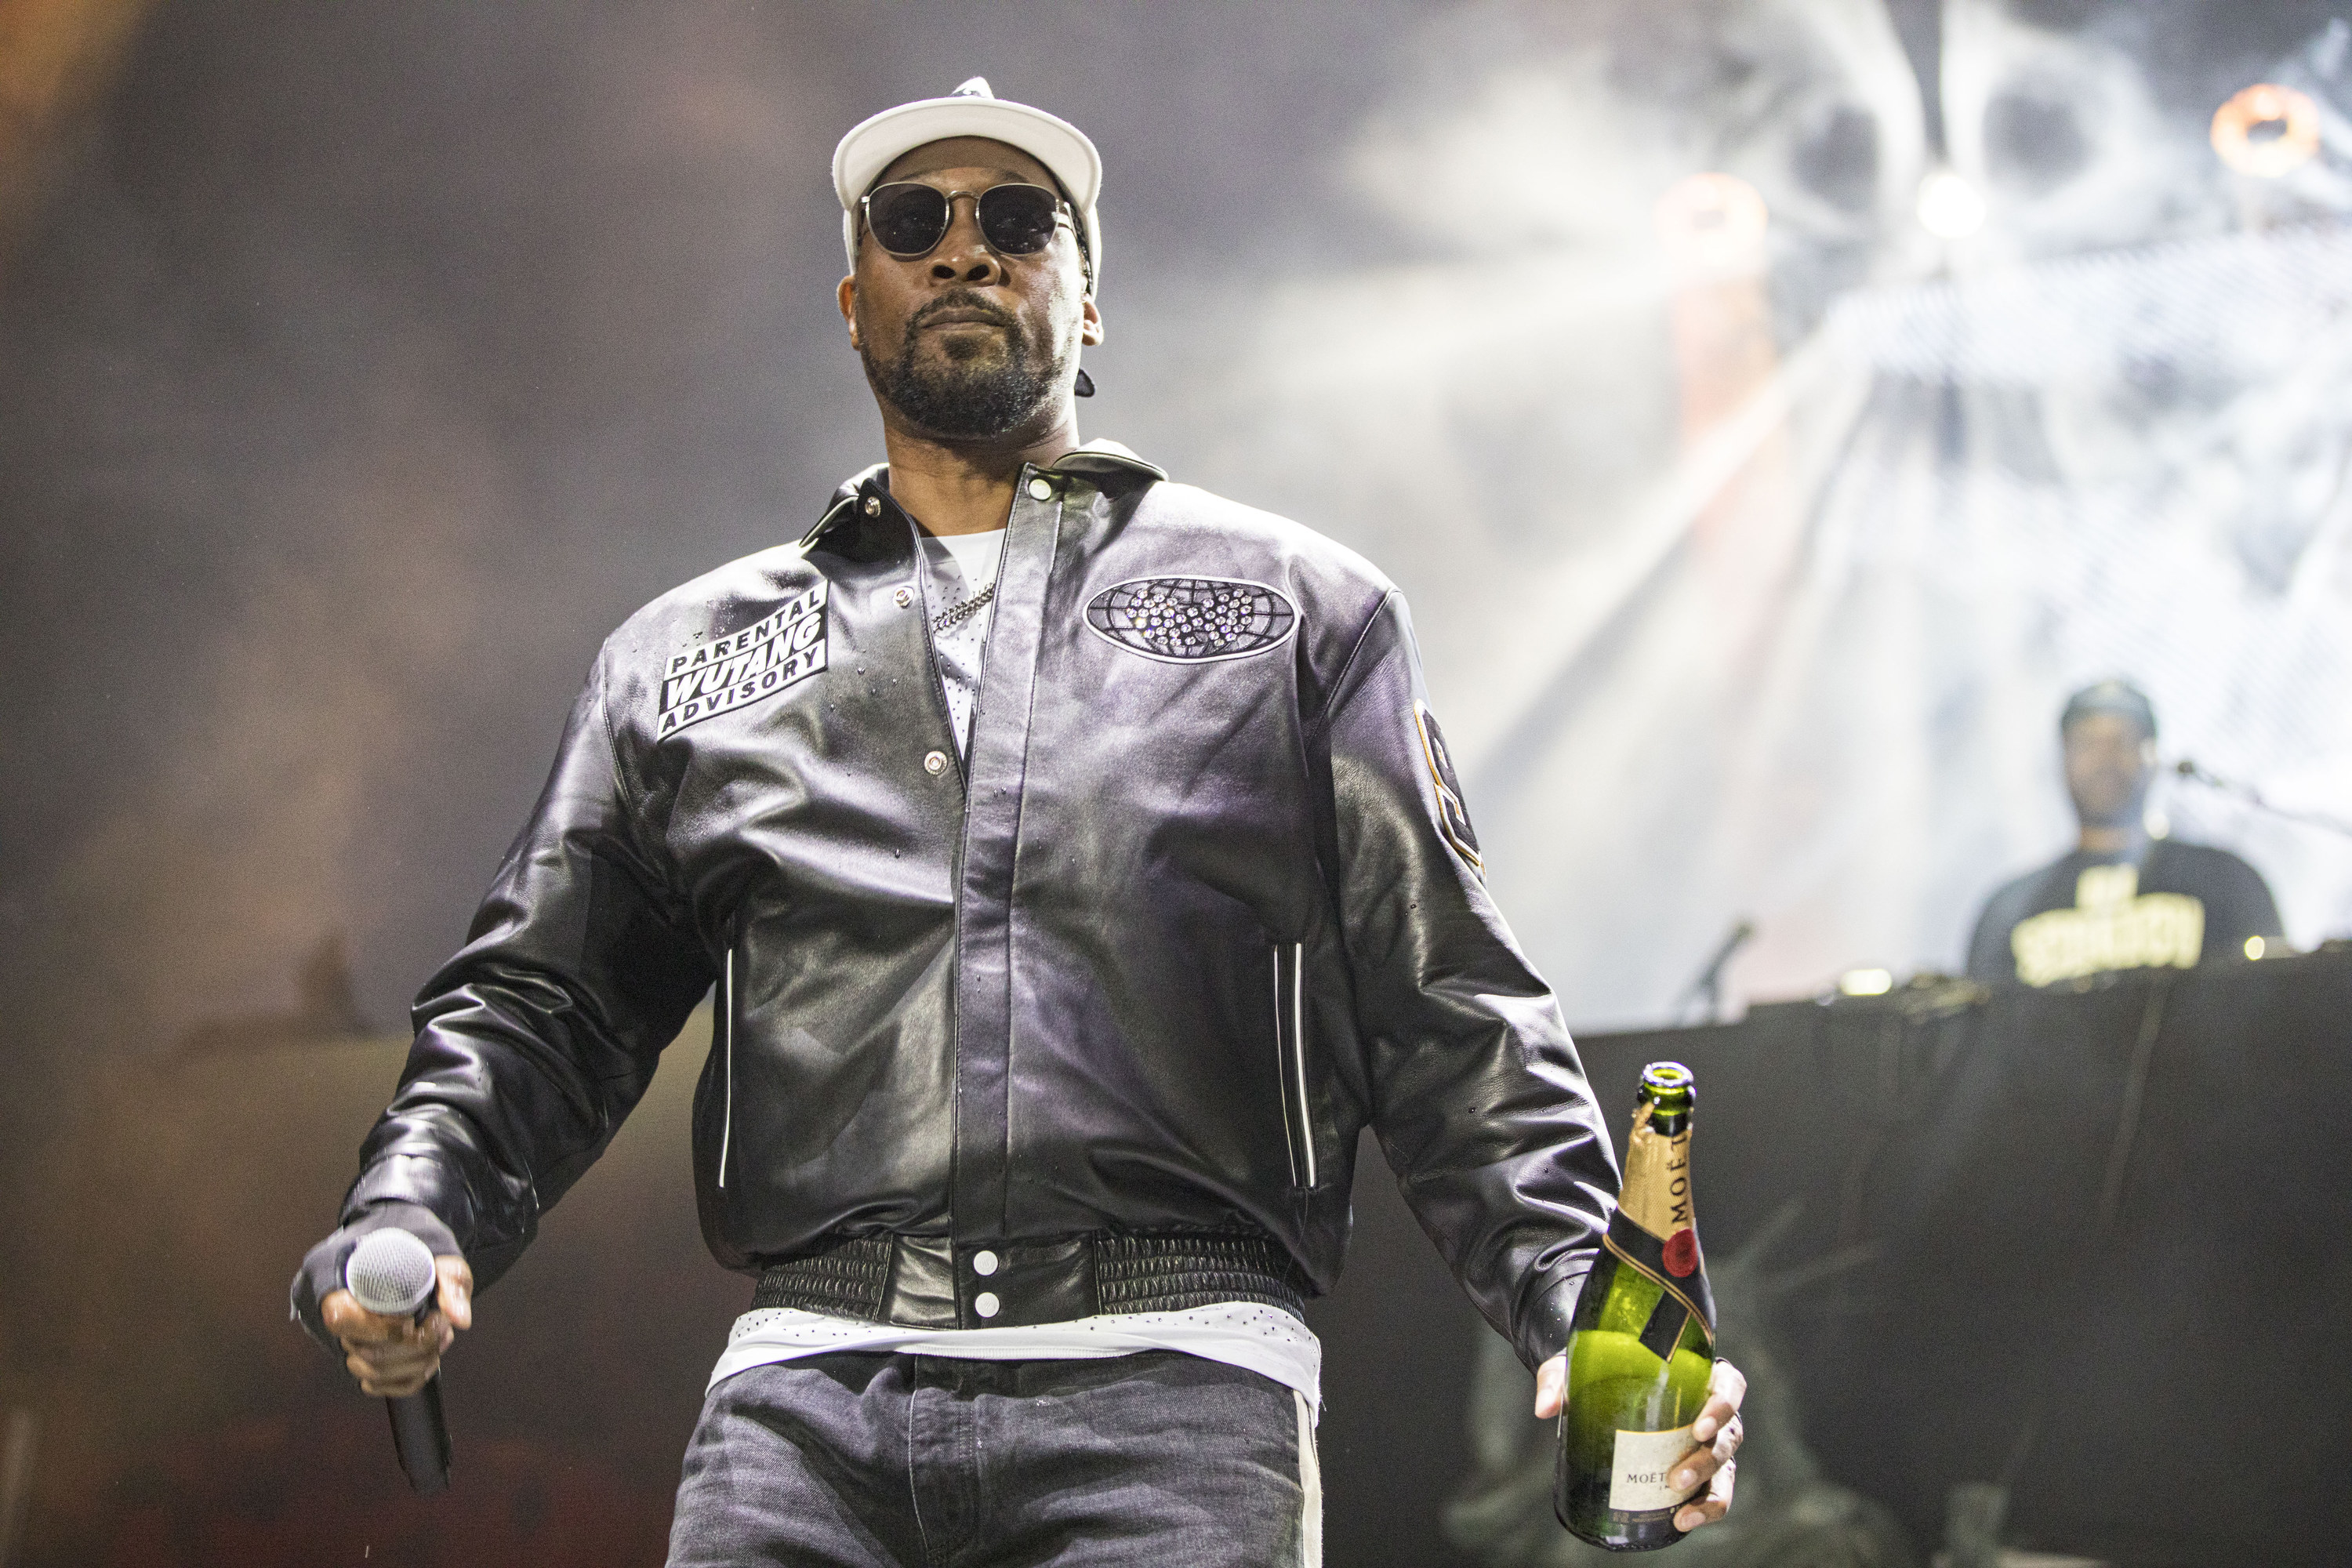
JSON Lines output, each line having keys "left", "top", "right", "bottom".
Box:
{"left": 1083, "top": 577, "right": 1298, "bottom": 663}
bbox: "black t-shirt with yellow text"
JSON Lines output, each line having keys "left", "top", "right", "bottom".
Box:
{"left": 1965, "top": 840, "right": 2283, "bottom": 988}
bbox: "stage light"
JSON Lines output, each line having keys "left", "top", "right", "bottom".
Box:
{"left": 2211, "top": 84, "right": 2320, "bottom": 178}
{"left": 1916, "top": 171, "right": 1985, "bottom": 239}
{"left": 1838, "top": 967, "right": 1894, "bottom": 996}
{"left": 2245, "top": 935, "right": 2266, "bottom": 960}
{"left": 1654, "top": 172, "right": 1769, "bottom": 276}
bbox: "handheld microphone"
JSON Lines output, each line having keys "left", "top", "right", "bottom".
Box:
{"left": 345, "top": 1229, "right": 453, "bottom": 1494}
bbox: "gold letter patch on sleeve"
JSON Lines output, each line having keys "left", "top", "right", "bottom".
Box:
{"left": 1412, "top": 699, "right": 1483, "bottom": 877}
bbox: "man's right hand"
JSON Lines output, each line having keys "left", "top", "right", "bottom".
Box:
{"left": 320, "top": 1254, "right": 474, "bottom": 1397}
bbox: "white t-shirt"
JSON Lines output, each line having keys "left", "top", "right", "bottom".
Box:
{"left": 917, "top": 527, "right": 1004, "bottom": 757}
{"left": 710, "top": 1301, "right": 1323, "bottom": 1417}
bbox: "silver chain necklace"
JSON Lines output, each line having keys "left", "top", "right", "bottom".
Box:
{"left": 931, "top": 583, "right": 995, "bottom": 634}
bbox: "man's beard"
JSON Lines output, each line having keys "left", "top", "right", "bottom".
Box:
{"left": 2071, "top": 772, "right": 2150, "bottom": 828}
{"left": 2075, "top": 787, "right": 2149, "bottom": 829}
{"left": 862, "top": 292, "right": 1062, "bottom": 439}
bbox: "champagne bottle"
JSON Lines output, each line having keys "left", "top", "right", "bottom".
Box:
{"left": 1555, "top": 1062, "right": 1717, "bottom": 1551}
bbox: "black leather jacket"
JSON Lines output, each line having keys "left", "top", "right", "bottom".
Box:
{"left": 299, "top": 442, "right": 1617, "bottom": 1368}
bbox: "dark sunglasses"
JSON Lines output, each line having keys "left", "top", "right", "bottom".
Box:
{"left": 861, "top": 181, "right": 1075, "bottom": 265}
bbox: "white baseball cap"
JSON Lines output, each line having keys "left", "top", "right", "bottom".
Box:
{"left": 833, "top": 78, "right": 1102, "bottom": 290}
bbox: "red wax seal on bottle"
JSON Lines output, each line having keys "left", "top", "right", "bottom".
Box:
{"left": 1663, "top": 1228, "right": 1699, "bottom": 1278}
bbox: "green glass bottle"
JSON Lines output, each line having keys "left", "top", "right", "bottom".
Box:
{"left": 1555, "top": 1062, "right": 1717, "bottom": 1551}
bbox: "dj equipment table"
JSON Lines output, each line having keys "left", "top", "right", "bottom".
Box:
{"left": 1570, "top": 947, "right": 2352, "bottom": 1566}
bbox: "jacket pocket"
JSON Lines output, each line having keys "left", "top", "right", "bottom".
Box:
{"left": 1272, "top": 941, "right": 1316, "bottom": 1190}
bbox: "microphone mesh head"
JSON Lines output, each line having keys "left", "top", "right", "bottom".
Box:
{"left": 345, "top": 1229, "right": 437, "bottom": 1316}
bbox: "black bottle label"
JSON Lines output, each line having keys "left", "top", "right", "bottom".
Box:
{"left": 1602, "top": 1208, "right": 1716, "bottom": 1341}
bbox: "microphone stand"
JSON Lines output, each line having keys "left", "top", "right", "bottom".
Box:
{"left": 2172, "top": 759, "right": 2352, "bottom": 840}
{"left": 1677, "top": 919, "right": 1756, "bottom": 1026}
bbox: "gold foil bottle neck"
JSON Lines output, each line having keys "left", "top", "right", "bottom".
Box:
{"left": 1617, "top": 1100, "right": 1696, "bottom": 1242}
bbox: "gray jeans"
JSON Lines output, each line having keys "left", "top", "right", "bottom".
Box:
{"left": 666, "top": 1351, "right": 1320, "bottom": 1567}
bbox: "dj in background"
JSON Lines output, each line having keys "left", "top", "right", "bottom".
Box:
{"left": 1965, "top": 680, "right": 2283, "bottom": 988}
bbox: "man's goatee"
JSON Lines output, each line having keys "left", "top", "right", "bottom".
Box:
{"left": 863, "top": 299, "right": 1062, "bottom": 439}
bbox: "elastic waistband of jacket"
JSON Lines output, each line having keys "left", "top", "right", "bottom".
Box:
{"left": 750, "top": 1228, "right": 1308, "bottom": 1331}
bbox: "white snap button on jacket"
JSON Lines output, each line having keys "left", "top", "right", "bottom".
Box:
{"left": 862, "top": 495, "right": 881, "bottom": 517}
{"left": 923, "top": 750, "right": 948, "bottom": 775}
{"left": 1027, "top": 477, "right": 1053, "bottom": 501}
{"left": 974, "top": 1291, "right": 1000, "bottom": 1318}
{"left": 971, "top": 1250, "right": 999, "bottom": 1276}
{"left": 892, "top": 585, "right": 913, "bottom": 608}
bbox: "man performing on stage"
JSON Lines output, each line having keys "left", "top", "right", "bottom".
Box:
{"left": 293, "top": 80, "right": 1745, "bottom": 1563}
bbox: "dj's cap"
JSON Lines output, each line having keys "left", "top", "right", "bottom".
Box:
{"left": 2061, "top": 678, "right": 2158, "bottom": 739}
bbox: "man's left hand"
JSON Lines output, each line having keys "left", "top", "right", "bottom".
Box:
{"left": 1534, "top": 1353, "right": 1746, "bottom": 1534}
